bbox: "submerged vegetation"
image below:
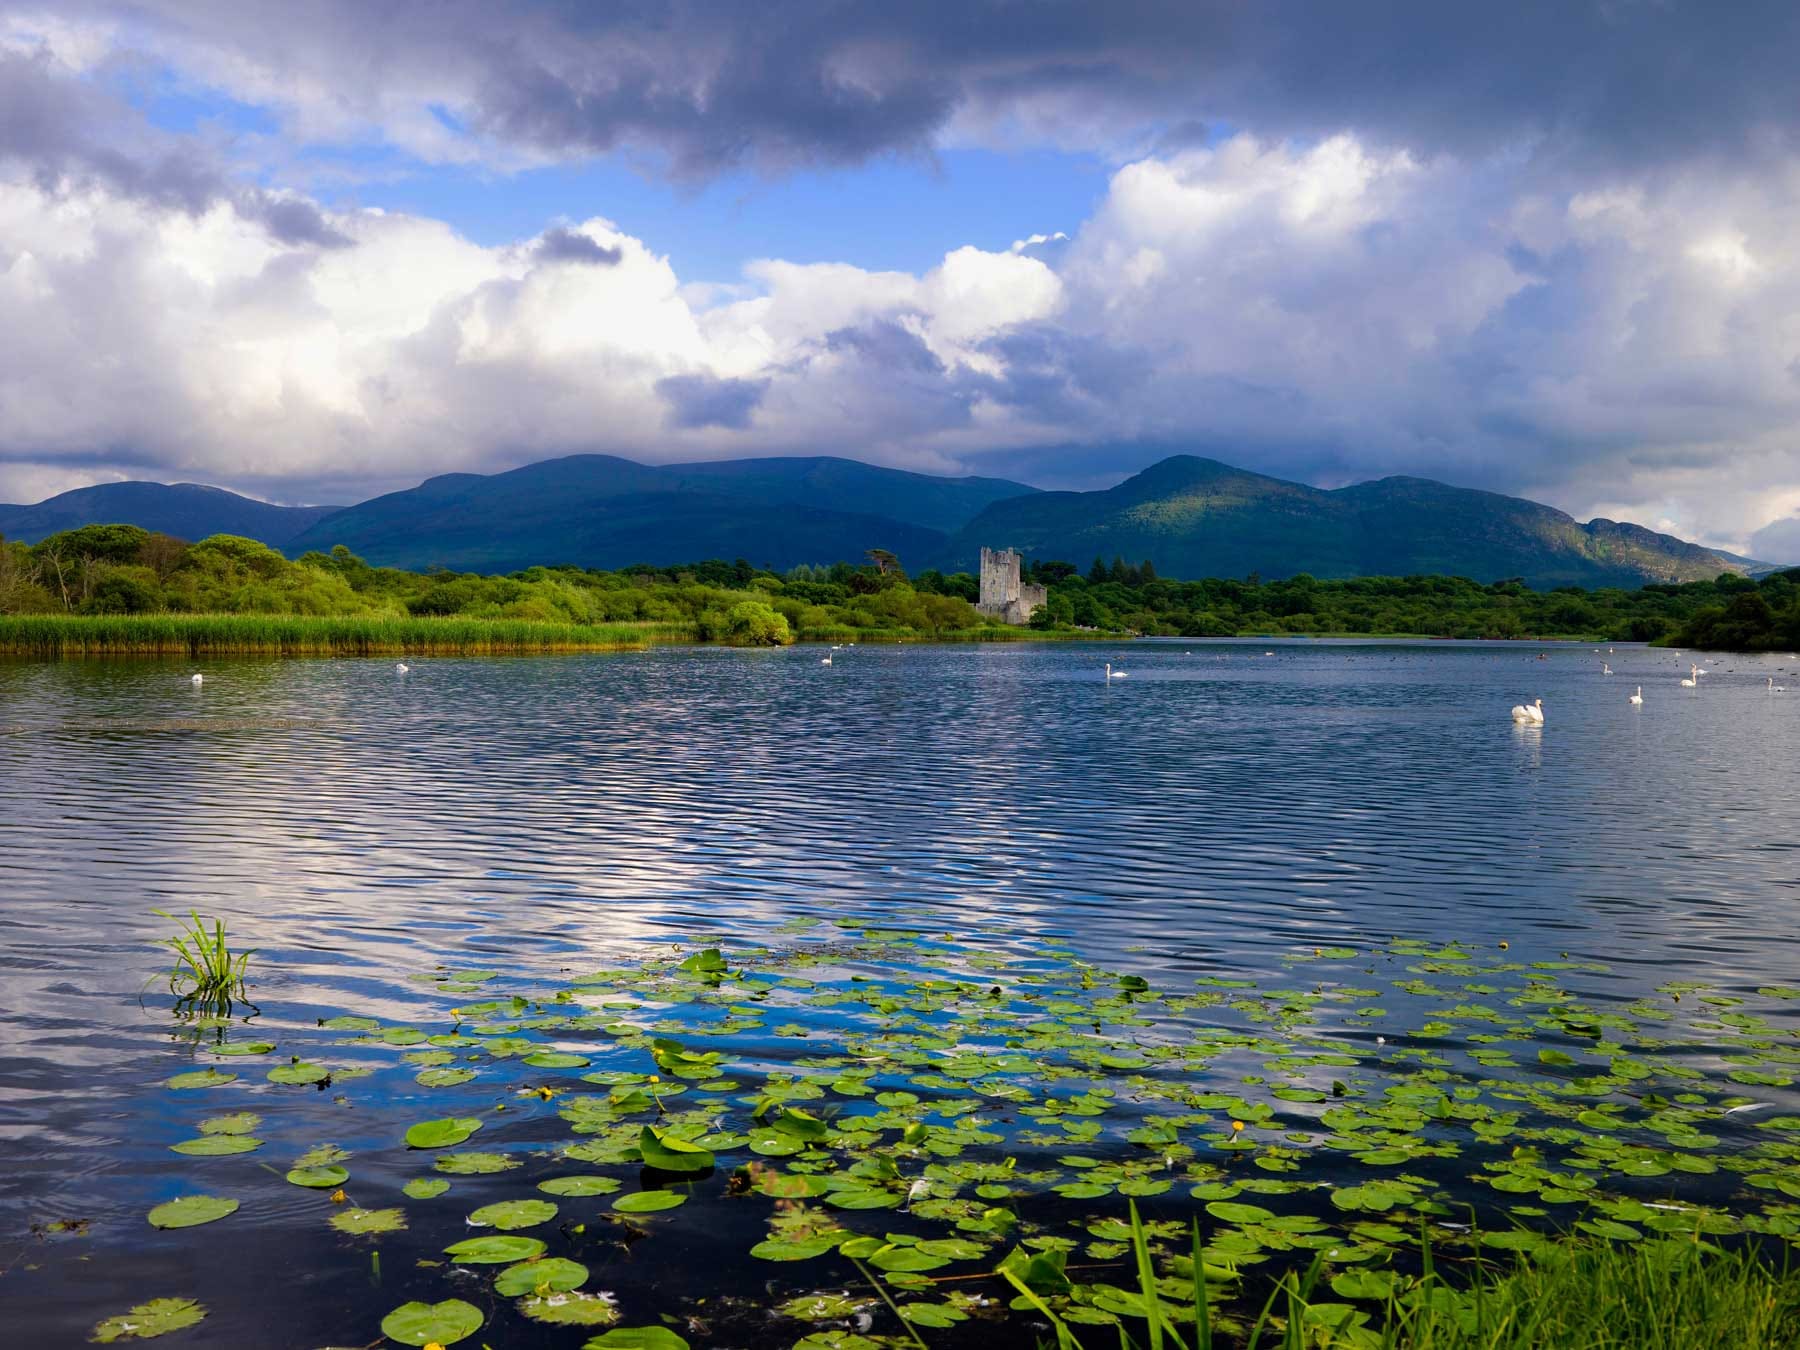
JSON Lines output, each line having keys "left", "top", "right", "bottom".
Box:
{"left": 4, "top": 521, "right": 1798, "bottom": 653}
{"left": 77, "top": 924, "right": 1800, "bottom": 1347}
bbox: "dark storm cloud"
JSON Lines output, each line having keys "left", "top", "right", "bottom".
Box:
{"left": 0, "top": 49, "right": 349, "bottom": 247}
{"left": 532, "top": 227, "right": 622, "bottom": 265}
{"left": 73, "top": 0, "right": 1800, "bottom": 176}
{"left": 655, "top": 373, "right": 769, "bottom": 429}
{"left": 824, "top": 320, "right": 944, "bottom": 376}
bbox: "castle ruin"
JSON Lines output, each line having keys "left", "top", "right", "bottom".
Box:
{"left": 976, "top": 547, "right": 1047, "bottom": 625}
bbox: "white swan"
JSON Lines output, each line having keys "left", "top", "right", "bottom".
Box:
{"left": 1511, "top": 697, "right": 1544, "bottom": 723}
{"left": 820, "top": 656, "right": 832, "bottom": 665}
{"left": 1681, "top": 664, "right": 1698, "bottom": 687}
{"left": 1602, "top": 663, "right": 1612, "bottom": 675}
{"left": 1105, "top": 663, "right": 1128, "bottom": 680}
{"left": 1630, "top": 686, "right": 1643, "bottom": 705}
{"left": 395, "top": 662, "right": 409, "bottom": 674}
{"left": 190, "top": 673, "right": 203, "bottom": 686}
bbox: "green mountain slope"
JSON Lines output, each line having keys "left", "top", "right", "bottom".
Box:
{"left": 0, "top": 482, "right": 335, "bottom": 549}
{"left": 286, "top": 455, "right": 1028, "bottom": 571}
{"left": 943, "top": 456, "right": 1758, "bottom": 587}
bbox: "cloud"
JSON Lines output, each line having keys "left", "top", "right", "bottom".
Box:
{"left": 1750, "top": 516, "right": 1800, "bottom": 566}
{"left": 655, "top": 373, "right": 768, "bottom": 429}
{"left": 24, "top": 1, "right": 1800, "bottom": 178}
{"left": 533, "top": 227, "right": 623, "bottom": 266}
{"left": 3, "top": 5, "right": 1800, "bottom": 548}
{"left": 0, "top": 45, "right": 350, "bottom": 247}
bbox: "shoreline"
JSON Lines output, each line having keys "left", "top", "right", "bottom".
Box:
{"left": 0, "top": 612, "right": 1668, "bottom": 657}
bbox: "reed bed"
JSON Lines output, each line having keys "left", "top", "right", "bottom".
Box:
{"left": 0, "top": 613, "right": 690, "bottom": 656}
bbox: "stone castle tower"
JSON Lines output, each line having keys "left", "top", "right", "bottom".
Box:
{"left": 976, "top": 547, "right": 1047, "bottom": 624}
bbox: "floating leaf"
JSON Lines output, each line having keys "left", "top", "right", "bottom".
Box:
{"left": 444, "top": 1235, "right": 548, "bottom": 1264}
{"left": 417, "top": 1067, "right": 477, "bottom": 1088}
{"left": 330, "top": 1207, "right": 406, "bottom": 1236}
{"left": 206, "top": 1041, "right": 274, "bottom": 1057}
{"left": 266, "top": 1062, "right": 329, "bottom": 1086}
{"left": 90, "top": 1297, "right": 207, "bottom": 1342}
{"left": 519, "top": 1291, "right": 620, "bottom": 1326}
{"left": 638, "top": 1126, "right": 714, "bottom": 1174}
{"left": 170, "top": 1135, "right": 261, "bottom": 1157}
{"left": 164, "top": 1070, "right": 235, "bottom": 1091}
{"left": 612, "top": 1190, "right": 686, "bottom": 1213}
{"left": 405, "top": 1117, "right": 483, "bottom": 1149}
{"left": 403, "top": 1178, "right": 450, "bottom": 1200}
{"left": 146, "top": 1196, "right": 238, "bottom": 1229}
{"left": 380, "top": 1299, "right": 482, "bottom": 1346}
{"left": 434, "top": 1151, "right": 519, "bottom": 1175}
{"left": 495, "top": 1257, "right": 589, "bottom": 1296}
{"left": 285, "top": 1165, "right": 349, "bottom": 1189}
{"left": 468, "top": 1198, "right": 558, "bottom": 1230}
{"left": 582, "top": 1332, "right": 690, "bottom": 1350}
{"left": 197, "top": 1112, "right": 260, "bottom": 1136}
{"left": 538, "top": 1175, "right": 622, "bottom": 1196}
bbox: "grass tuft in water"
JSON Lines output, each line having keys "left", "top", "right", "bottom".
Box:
{"left": 153, "top": 909, "right": 253, "bottom": 1011}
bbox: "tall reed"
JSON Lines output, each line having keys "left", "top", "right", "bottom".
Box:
{"left": 0, "top": 613, "right": 687, "bottom": 656}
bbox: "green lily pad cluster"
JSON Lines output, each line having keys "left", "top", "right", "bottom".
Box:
{"left": 137, "top": 930, "right": 1800, "bottom": 1345}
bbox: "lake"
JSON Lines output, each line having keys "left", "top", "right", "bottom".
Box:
{"left": 3, "top": 639, "right": 1798, "bottom": 1347}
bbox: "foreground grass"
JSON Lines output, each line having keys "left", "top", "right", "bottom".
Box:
{"left": 0, "top": 613, "right": 689, "bottom": 656}
{"left": 1051, "top": 1207, "right": 1800, "bottom": 1350}
{"left": 1367, "top": 1238, "right": 1800, "bottom": 1349}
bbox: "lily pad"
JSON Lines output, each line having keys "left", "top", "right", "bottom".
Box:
{"left": 612, "top": 1190, "right": 686, "bottom": 1213}
{"left": 330, "top": 1207, "right": 407, "bottom": 1236}
{"left": 405, "top": 1117, "right": 483, "bottom": 1149}
{"left": 434, "top": 1151, "right": 519, "bottom": 1175}
{"left": 146, "top": 1195, "right": 238, "bottom": 1229}
{"left": 380, "top": 1298, "right": 483, "bottom": 1346}
{"left": 495, "top": 1257, "right": 590, "bottom": 1296}
{"left": 285, "top": 1165, "right": 349, "bottom": 1189}
{"left": 538, "top": 1175, "right": 622, "bottom": 1196}
{"left": 519, "top": 1291, "right": 621, "bottom": 1326}
{"left": 468, "top": 1198, "right": 558, "bottom": 1230}
{"left": 638, "top": 1126, "right": 714, "bottom": 1174}
{"left": 164, "top": 1070, "right": 236, "bottom": 1091}
{"left": 403, "top": 1177, "right": 450, "bottom": 1200}
{"left": 197, "top": 1112, "right": 260, "bottom": 1136}
{"left": 444, "top": 1235, "right": 549, "bottom": 1264}
{"left": 583, "top": 1330, "right": 690, "bottom": 1350}
{"left": 169, "top": 1134, "right": 261, "bottom": 1157}
{"left": 90, "top": 1297, "right": 207, "bottom": 1342}
{"left": 266, "top": 1062, "right": 330, "bottom": 1086}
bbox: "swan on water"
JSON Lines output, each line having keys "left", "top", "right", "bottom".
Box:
{"left": 821, "top": 656, "right": 832, "bottom": 665}
{"left": 1602, "top": 663, "right": 1612, "bottom": 675}
{"left": 1630, "top": 687, "right": 1643, "bottom": 705}
{"left": 1510, "top": 697, "right": 1544, "bottom": 724}
{"left": 1105, "top": 663, "right": 1128, "bottom": 680}
{"left": 395, "top": 663, "right": 409, "bottom": 674}
{"left": 1681, "top": 664, "right": 1698, "bottom": 687}
{"left": 190, "top": 673, "right": 203, "bottom": 686}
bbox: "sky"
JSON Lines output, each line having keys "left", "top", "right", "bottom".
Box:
{"left": 1, "top": 3, "right": 1799, "bottom": 560}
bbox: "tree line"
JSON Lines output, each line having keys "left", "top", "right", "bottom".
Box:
{"left": 5, "top": 524, "right": 1796, "bottom": 648}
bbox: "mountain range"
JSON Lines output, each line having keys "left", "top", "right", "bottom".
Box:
{"left": 1, "top": 453, "right": 1771, "bottom": 588}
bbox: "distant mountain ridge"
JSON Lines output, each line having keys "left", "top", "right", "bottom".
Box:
{"left": 0, "top": 481, "right": 336, "bottom": 549}
{"left": 283, "top": 455, "right": 1037, "bottom": 572}
{"left": 943, "top": 457, "right": 1759, "bottom": 588}
{"left": 2, "top": 452, "right": 1763, "bottom": 588}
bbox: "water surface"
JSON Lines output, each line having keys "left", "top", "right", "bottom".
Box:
{"left": 2, "top": 640, "right": 1797, "bottom": 1345}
